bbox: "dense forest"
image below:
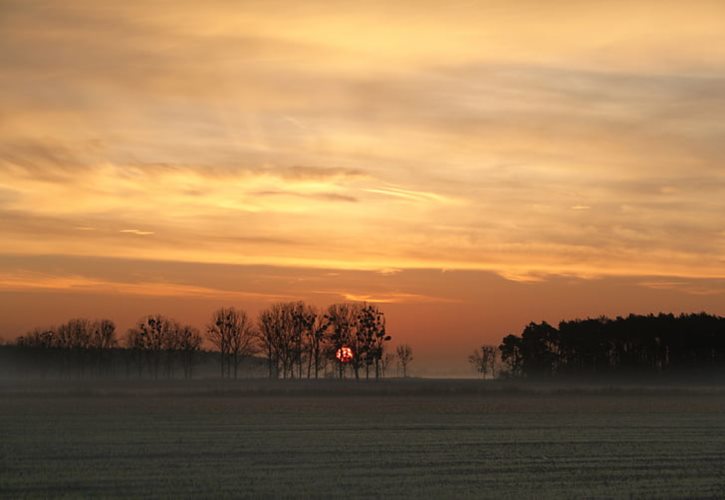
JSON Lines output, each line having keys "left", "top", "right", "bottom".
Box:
{"left": 498, "top": 313, "right": 725, "bottom": 378}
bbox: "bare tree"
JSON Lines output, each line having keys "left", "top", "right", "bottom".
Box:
{"left": 229, "top": 312, "right": 257, "bottom": 379}
{"left": 126, "top": 315, "right": 173, "bottom": 379}
{"left": 305, "top": 307, "right": 327, "bottom": 379}
{"left": 17, "top": 318, "right": 116, "bottom": 376}
{"left": 287, "top": 301, "right": 316, "bottom": 379}
{"left": 90, "top": 319, "right": 116, "bottom": 376}
{"left": 381, "top": 353, "right": 396, "bottom": 378}
{"left": 178, "top": 325, "right": 203, "bottom": 379}
{"left": 257, "top": 305, "right": 282, "bottom": 379}
{"left": 257, "top": 303, "right": 298, "bottom": 379}
{"left": 396, "top": 344, "right": 413, "bottom": 377}
{"left": 92, "top": 320, "right": 116, "bottom": 349}
{"left": 207, "top": 307, "right": 256, "bottom": 379}
{"left": 56, "top": 319, "right": 94, "bottom": 377}
{"left": 16, "top": 328, "right": 56, "bottom": 349}
{"left": 325, "top": 303, "right": 361, "bottom": 379}
{"left": 468, "top": 345, "right": 497, "bottom": 379}
{"left": 357, "top": 303, "right": 391, "bottom": 379}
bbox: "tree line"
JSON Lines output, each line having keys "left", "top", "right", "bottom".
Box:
{"left": 5, "top": 301, "right": 415, "bottom": 380}
{"left": 469, "top": 312, "right": 725, "bottom": 379}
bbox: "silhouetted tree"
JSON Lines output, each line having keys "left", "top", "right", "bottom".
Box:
{"left": 178, "top": 325, "right": 203, "bottom": 379}
{"left": 16, "top": 318, "right": 118, "bottom": 378}
{"left": 468, "top": 345, "right": 496, "bottom": 379}
{"left": 90, "top": 319, "right": 116, "bottom": 376}
{"left": 257, "top": 302, "right": 300, "bottom": 379}
{"left": 497, "top": 313, "right": 725, "bottom": 379}
{"left": 499, "top": 334, "right": 523, "bottom": 377}
{"left": 257, "top": 304, "right": 283, "bottom": 379}
{"left": 207, "top": 307, "right": 256, "bottom": 379}
{"left": 286, "top": 301, "right": 317, "bottom": 379}
{"left": 381, "top": 353, "right": 396, "bottom": 378}
{"left": 325, "top": 303, "right": 361, "bottom": 379}
{"left": 305, "top": 307, "right": 328, "bottom": 379}
{"left": 357, "top": 303, "right": 391, "bottom": 379}
{"left": 396, "top": 344, "right": 413, "bottom": 377}
{"left": 126, "top": 315, "right": 174, "bottom": 379}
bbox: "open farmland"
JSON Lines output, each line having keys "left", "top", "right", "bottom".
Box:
{"left": 2, "top": 380, "right": 725, "bottom": 498}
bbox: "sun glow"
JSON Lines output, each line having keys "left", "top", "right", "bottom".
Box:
{"left": 335, "top": 346, "right": 353, "bottom": 364}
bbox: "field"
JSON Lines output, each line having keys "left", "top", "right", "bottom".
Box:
{"left": 2, "top": 380, "right": 725, "bottom": 498}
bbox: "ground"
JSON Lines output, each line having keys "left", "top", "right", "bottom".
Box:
{"left": 1, "top": 379, "right": 725, "bottom": 498}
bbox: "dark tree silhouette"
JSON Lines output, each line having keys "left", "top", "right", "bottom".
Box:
{"left": 468, "top": 345, "right": 497, "bottom": 379}
{"left": 396, "top": 344, "right": 413, "bottom": 377}
{"left": 381, "top": 353, "right": 396, "bottom": 378}
{"left": 304, "top": 306, "right": 327, "bottom": 379}
{"left": 15, "top": 319, "right": 118, "bottom": 378}
{"left": 287, "top": 301, "right": 317, "bottom": 379}
{"left": 91, "top": 319, "right": 117, "bottom": 376}
{"left": 497, "top": 313, "right": 725, "bottom": 379}
{"left": 257, "top": 303, "right": 298, "bottom": 379}
{"left": 357, "top": 304, "right": 391, "bottom": 379}
{"left": 325, "top": 303, "right": 360, "bottom": 379}
{"left": 207, "top": 307, "right": 256, "bottom": 379}
{"left": 178, "top": 325, "right": 203, "bottom": 379}
{"left": 125, "top": 315, "right": 200, "bottom": 379}
{"left": 126, "top": 315, "right": 169, "bottom": 379}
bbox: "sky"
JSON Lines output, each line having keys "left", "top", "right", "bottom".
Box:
{"left": 1, "top": 0, "right": 724, "bottom": 376}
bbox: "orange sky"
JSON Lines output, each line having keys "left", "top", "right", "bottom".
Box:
{"left": 1, "top": 1, "right": 724, "bottom": 375}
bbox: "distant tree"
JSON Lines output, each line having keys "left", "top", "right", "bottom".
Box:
{"left": 177, "top": 325, "right": 203, "bottom": 379}
{"left": 325, "top": 303, "right": 361, "bottom": 379}
{"left": 91, "top": 319, "right": 116, "bottom": 350}
{"left": 57, "top": 318, "right": 111, "bottom": 377}
{"left": 126, "top": 315, "right": 174, "bottom": 379}
{"left": 496, "top": 312, "right": 725, "bottom": 379}
{"left": 305, "top": 307, "right": 328, "bottom": 379}
{"left": 257, "top": 303, "right": 298, "bottom": 379}
{"left": 396, "top": 344, "right": 413, "bottom": 377}
{"left": 357, "top": 303, "right": 391, "bottom": 379}
{"left": 287, "top": 301, "right": 317, "bottom": 379}
{"left": 381, "top": 353, "right": 396, "bottom": 378}
{"left": 468, "top": 345, "right": 497, "bottom": 379}
{"left": 257, "top": 304, "right": 284, "bottom": 379}
{"left": 90, "top": 319, "right": 117, "bottom": 376}
{"left": 499, "top": 333, "right": 523, "bottom": 377}
{"left": 15, "top": 327, "right": 58, "bottom": 377}
{"left": 17, "top": 328, "right": 56, "bottom": 349}
{"left": 207, "top": 307, "right": 256, "bottom": 379}
{"left": 228, "top": 312, "right": 256, "bottom": 379}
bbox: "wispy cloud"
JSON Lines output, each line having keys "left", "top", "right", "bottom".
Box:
{"left": 0, "top": 1, "right": 724, "bottom": 282}
{"left": 0, "top": 271, "right": 294, "bottom": 301}
{"left": 364, "top": 186, "right": 457, "bottom": 204}
{"left": 339, "top": 292, "right": 459, "bottom": 304}
{"left": 638, "top": 280, "right": 725, "bottom": 296}
{"left": 120, "top": 229, "right": 154, "bottom": 236}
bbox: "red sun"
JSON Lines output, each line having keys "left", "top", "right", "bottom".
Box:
{"left": 335, "top": 346, "right": 353, "bottom": 364}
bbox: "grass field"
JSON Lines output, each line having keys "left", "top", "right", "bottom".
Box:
{"left": 2, "top": 380, "right": 725, "bottom": 498}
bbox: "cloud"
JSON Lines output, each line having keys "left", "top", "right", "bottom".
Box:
{"left": 364, "top": 186, "right": 458, "bottom": 204}
{"left": 0, "top": 1, "right": 724, "bottom": 281}
{"left": 120, "top": 229, "right": 154, "bottom": 236}
{"left": 274, "top": 166, "right": 368, "bottom": 181}
{"left": 338, "top": 292, "right": 459, "bottom": 304}
{"left": 638, "top": 279, "right": 725, "bottom": 296}
{"left": 0, "top": 270, "right": 295, "bottom": 302}
{"left": 252, "top": 190, "right": 358, "bottom": 203}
